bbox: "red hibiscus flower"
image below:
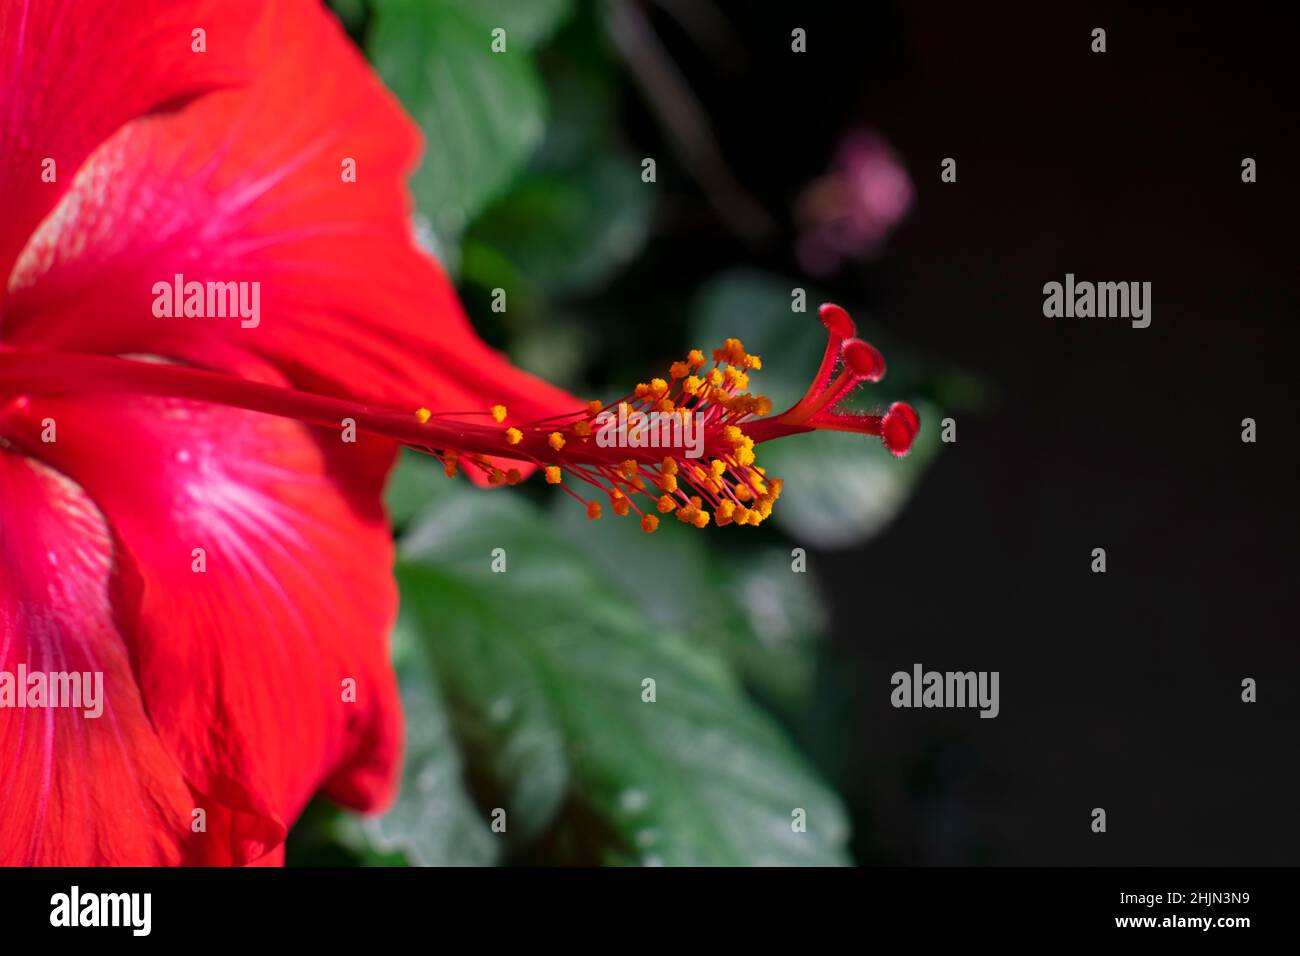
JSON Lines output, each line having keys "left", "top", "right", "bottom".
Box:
{"left": 0, "top": 1, "right": 917, "bottom": 866}
{"left": 0, "top": 0, "right": 574, "bottom": 866}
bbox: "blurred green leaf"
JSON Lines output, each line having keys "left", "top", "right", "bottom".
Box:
{"left": 394, "top": 485, "right": 850, "bottom": 865}
{"left": 448, "top": 0, "right": 574, "bottom": 48}
{"left": 717, "top": 546, "right": 829, "bottom": 702}
{"left": 390, "top": 443, "right": 826, "bottom": 706}
{"left": 464, "top": 155, "right": 651, "bottom": 298}
{"left": 384, "top": 448, "right": 453, "bottom": 531}
{"left": 359, "top": 616, "right": 501, "bottom": 866}
{"left": 505, "top": 312, "right": 596, "bottom": 389}
{"left": 370, "top": 0, "right": 549, "bottom": 253}
{"left": 460, "top": 48, "right": 651, "bottom": 305}
{"left": 551, "top": 499, "right": 824, "bottom": 707}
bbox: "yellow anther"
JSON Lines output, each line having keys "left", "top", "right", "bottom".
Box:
{"left": 505, "top": 427, "right": 523, "bottom": 445}
{"left": 649, "top": 378, "right": 669, "bottom": 400}
{"left": 710, "top": 459, "right": 727, "bottom": 478}
{"left": 692, "top": 511, "right": 711, "bottom": 529}
{"left": 724, "top": 367, "right": 749, "bottom": 390}
{"left": 736, "top": 445, "right": 756, "bottom": 467}
{"left": 620, "top": 459, "right": 638, "bottom": 477}
{"left": 634, "top": 382, "right": 650, "bottom": 398}
{"left": 443, "top": 460, "right": 459, "bottom": 478}
{"left": 755, "top": 396, "right": 773, "bottom": 416}
{"left": 743, "top": 354, "right": 762, "bottom": 370}
{"left": 490, "top": 405, "right": 507, "bottom": 423}
{"left": 661, "top": 474, "right": 678, "bottom": 494}
{"left": 687, "top": 349, "right": 706, "bottom": 367}
{"left": 544, "top": 466, "right": 562, "bottom": 485}
{"left": 734, "top": 505, "right": 752, "bottom": 524}
{"left": 611, "top": 494, "right": 630, "bottom": 517}
{"left": 587, "top": 501, "right": 602, "bottom": 520}
{"left": 706, "top": 368, "right": 724, "bottom": 387}
{"left": 641, "top": 514, "right": 660, "bottom": 533}
{"left": 735, "top": 484, "right": 753, "bottom": 502}
{"left": 548, "top": 432, "right": 566, "bottom": 451}
{"left": 683, "top": 375, "right": 703, "bottom": 396}
{"left": 415, "top": 407, "right": 431, "bottom": 424}
{"left": 573, "top": 420, "right": 592, "bottom": 438}
{"left": 661, "top": 457, "right": 678, "bottom": 476}
{"left": 716, "top": 500, "right": 736, "bottom": 526}
{"left": 630, "top": 476, "right": 646, "bottom": 492}
{"left": 657, "top": 495, "right": 677, "bottom": 513}
{"left": 655, "top": 398, "right": 675, "bottom": 413}
{"left": 722, "top": 425, "right": 743, "bottom": 445}
{"left": 669, "top": 361, "right": 690, "bottom": 379}
{"left": 712, "top": 338, "right": 748, "bottom": 366}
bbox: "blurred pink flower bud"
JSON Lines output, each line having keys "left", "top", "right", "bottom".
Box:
{"left": 795, "top": 128, "right": 914, "bottom": 277}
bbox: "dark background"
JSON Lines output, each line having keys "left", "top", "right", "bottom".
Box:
{"left": 631, "top": 1, "right": 1299, "bottom": 864}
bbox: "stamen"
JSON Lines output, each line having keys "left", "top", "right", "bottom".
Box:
{"left": 0, "top": 302, "right": 918, "bottom": 528}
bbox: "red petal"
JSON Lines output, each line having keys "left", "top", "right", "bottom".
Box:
{"left": 10, "top": 390, "right": 403, "bottom": 862}
{"left": 0, "top": 0, "right": 263, "bottom": 296}
{"left": 4, "top": 0, "right": 577, "bottom": 421}
{"left": 247, "top": 843, "right": 286, "bottom": 867}
{"left": 0, "top": 448, "right": 275, "bottom": 864}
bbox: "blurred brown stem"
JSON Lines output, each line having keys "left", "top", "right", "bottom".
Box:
{"left": 606, "top": 0, "right": 776, "bottom": 245}
{"left": 652, "top": 0, "right": 744, "bottom": 71}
